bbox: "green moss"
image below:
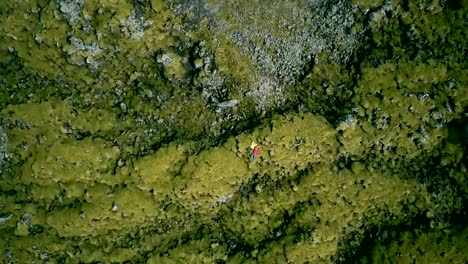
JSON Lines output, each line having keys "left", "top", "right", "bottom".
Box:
{"left": 253, "top": 165, "right": 431, "bottom": 263}
{"left": 237, "top": 113, "right": 339, "bottom": 177}
{"left": 148, "top": 238, "right": 227, "bottom": 264}
{"left": 30, "top": 138, "right": 120, "bottom": 184}
{"left": 72, "top": 107, "right": 117, "bottom": 133}
{"left": 351, "top": 0, "right": 384, "bottom": 9}
{"left": 132, "top": 142, "right": 188, "bottom": 193}
{"left": 361, "top": 227, "right": 468, "bottom": 263}
{"left": 338, "top": 60, "right": 458, "bottom": 163}
{"left": 211, "top": 35, "right": 256, "bottom": 88}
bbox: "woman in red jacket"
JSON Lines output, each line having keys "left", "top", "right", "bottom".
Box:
{"left": 251, "top": 145, "right": 260, "bottom": 161}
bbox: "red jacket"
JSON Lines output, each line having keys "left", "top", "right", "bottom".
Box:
{"left": 252, "top": 146, "right": 260, "bottom": 156}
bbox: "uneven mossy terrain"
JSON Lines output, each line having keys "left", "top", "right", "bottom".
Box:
{"left": 1, "top": 0, "right": 468, "bottom": 263}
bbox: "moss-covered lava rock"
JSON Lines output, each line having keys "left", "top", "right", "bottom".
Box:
{"left": 1, "top": 0, "right": 468, "bottom": 263}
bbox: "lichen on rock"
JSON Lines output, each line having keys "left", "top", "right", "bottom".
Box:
{"left": 57, "top": 0, "right": 85, "bottom": 24}
{"left": 0, "top": 125, "right": 10, "bottom": 178}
